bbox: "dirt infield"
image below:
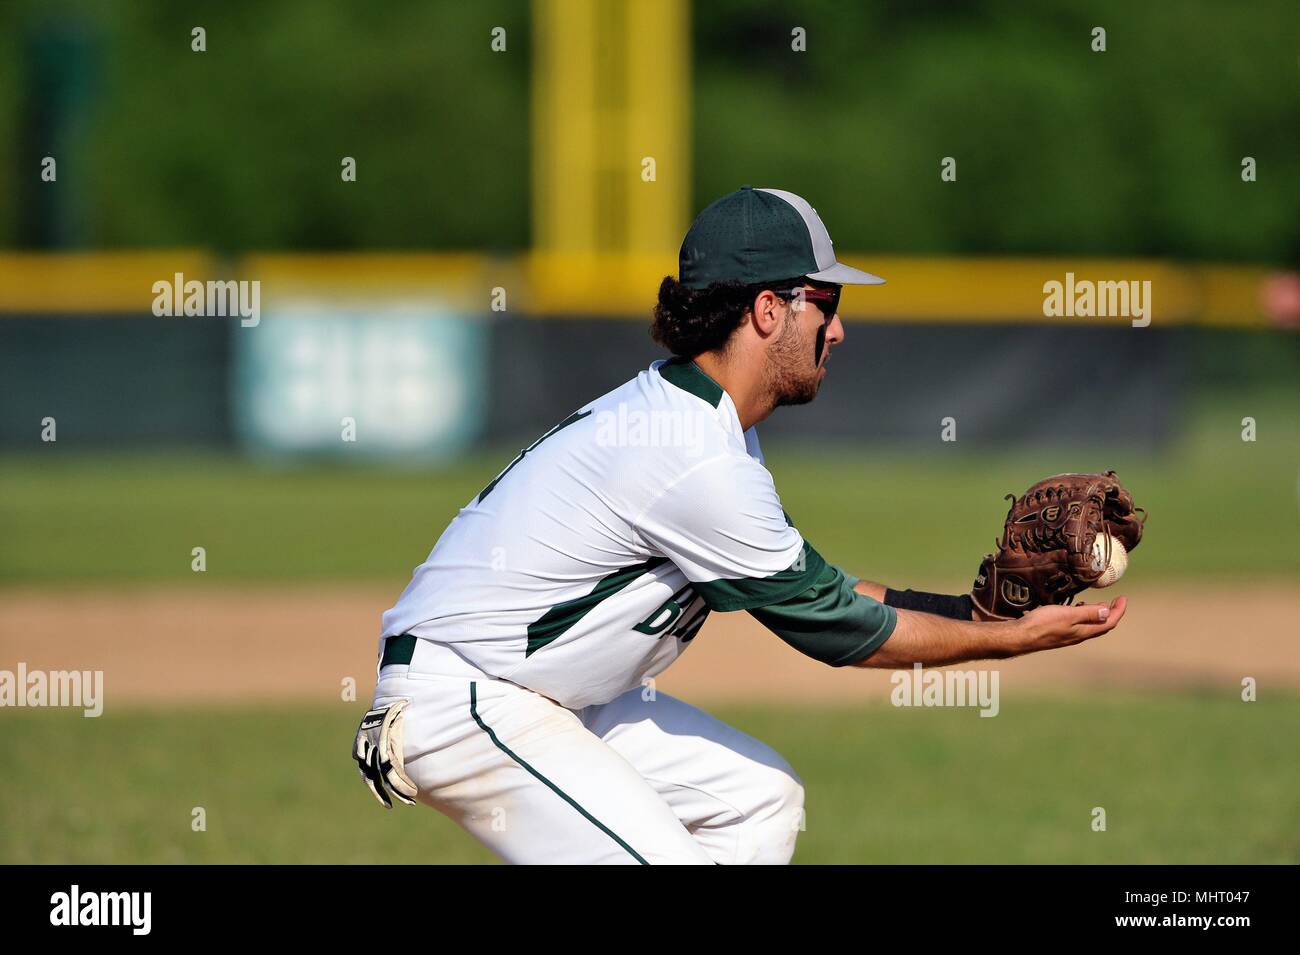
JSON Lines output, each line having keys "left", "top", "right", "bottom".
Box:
{"left": 0, "top": 583, "right": 1295, "bottom": 706}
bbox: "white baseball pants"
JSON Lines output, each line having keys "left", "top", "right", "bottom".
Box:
{"left": 371, "top": 667, "right": 805, "bottom": 864}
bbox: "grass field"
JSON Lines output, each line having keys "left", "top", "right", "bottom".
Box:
{"left": 2, "top": 396, "right": 1297, "bottom": 588}
{"left": 2, "top": 695, "right": 1296, "bottom": 864}
{"left": 2, "top": 390, "right": 1296, "bottom": 864}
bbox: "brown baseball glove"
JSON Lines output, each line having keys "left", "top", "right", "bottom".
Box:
{"left": 970, "top": 470, "right": 1146, "bottom": 620}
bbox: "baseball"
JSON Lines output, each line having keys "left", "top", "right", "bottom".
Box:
{"left": 1090, "top": 533, "right": 1128, "bottom": 588}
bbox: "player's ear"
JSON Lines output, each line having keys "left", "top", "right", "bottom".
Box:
{"left": 750, "top": 289, "right": 783, "bottom": 337}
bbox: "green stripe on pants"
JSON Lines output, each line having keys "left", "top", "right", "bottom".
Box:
{"left": 468, "top": 681, "right": 649, "bottom": 865}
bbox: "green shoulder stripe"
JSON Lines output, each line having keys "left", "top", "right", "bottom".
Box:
{"left": 526, "top": 557, "right": 668, "bottom": 656}
{"left": 693, "top": 541, "right": 826, "bottom": 612}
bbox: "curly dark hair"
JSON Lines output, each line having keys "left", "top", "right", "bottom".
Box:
{"left": 650, "top": 275, "right": 806, "bottom": 358}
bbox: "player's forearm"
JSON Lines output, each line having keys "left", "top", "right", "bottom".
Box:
{"left": 854, "top": 608, "right": 1021, "bottom": 668}
{"left": 852, "top": 579, "right": 887, "bottom": 601}
{"left": 857, "top": 597, "right": 1125, "bottom": 668}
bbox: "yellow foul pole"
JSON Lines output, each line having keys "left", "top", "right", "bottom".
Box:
{"left": 531, "top": 0, "right": 690, "bottom": 310}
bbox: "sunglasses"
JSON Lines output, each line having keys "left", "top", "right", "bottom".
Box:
{"left": 783, "top": 285, "right": 841, "bottom": 320}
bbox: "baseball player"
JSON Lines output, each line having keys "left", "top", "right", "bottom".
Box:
{"left": 353, "top": 186, "right": 1137, "bottom": 864}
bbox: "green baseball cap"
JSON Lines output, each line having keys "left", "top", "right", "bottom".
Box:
{"left": 678, "top": 185, "right": 885, "bottom": 289}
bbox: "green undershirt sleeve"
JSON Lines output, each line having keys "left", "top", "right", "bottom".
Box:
{"left": 748, "top": 561, "right": 897, "bottom": 667}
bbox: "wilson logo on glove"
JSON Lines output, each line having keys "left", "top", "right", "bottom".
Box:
{"left": 1001, "top": 578, "right": 1032, "bottom": 607}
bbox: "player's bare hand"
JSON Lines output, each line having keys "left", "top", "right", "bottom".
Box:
{"left": 1014, "top": 597, "right": 1127, "bottom": 654}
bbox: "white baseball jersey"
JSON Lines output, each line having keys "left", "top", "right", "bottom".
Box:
{"left": 381, "top": 358, "right": 895, "bottom": 709}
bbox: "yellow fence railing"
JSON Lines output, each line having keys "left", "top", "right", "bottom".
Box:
{"left": 0, "top": 251, "right": 1278, "bottom": 327}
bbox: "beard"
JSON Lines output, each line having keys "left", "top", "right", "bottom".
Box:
{"left": 765, "top": 314, "right": 825, "bottom": 409}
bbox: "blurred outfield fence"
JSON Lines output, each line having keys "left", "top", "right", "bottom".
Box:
{"left": 2, "top": 1, "right": 1296, "bottom": 457}
{"left": 1, "top": 251, "right": 1295, "bottom": 455}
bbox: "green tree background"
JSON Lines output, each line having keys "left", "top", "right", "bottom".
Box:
{"left": 0, "top": 0, "right": 1295, "bottom": 261}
